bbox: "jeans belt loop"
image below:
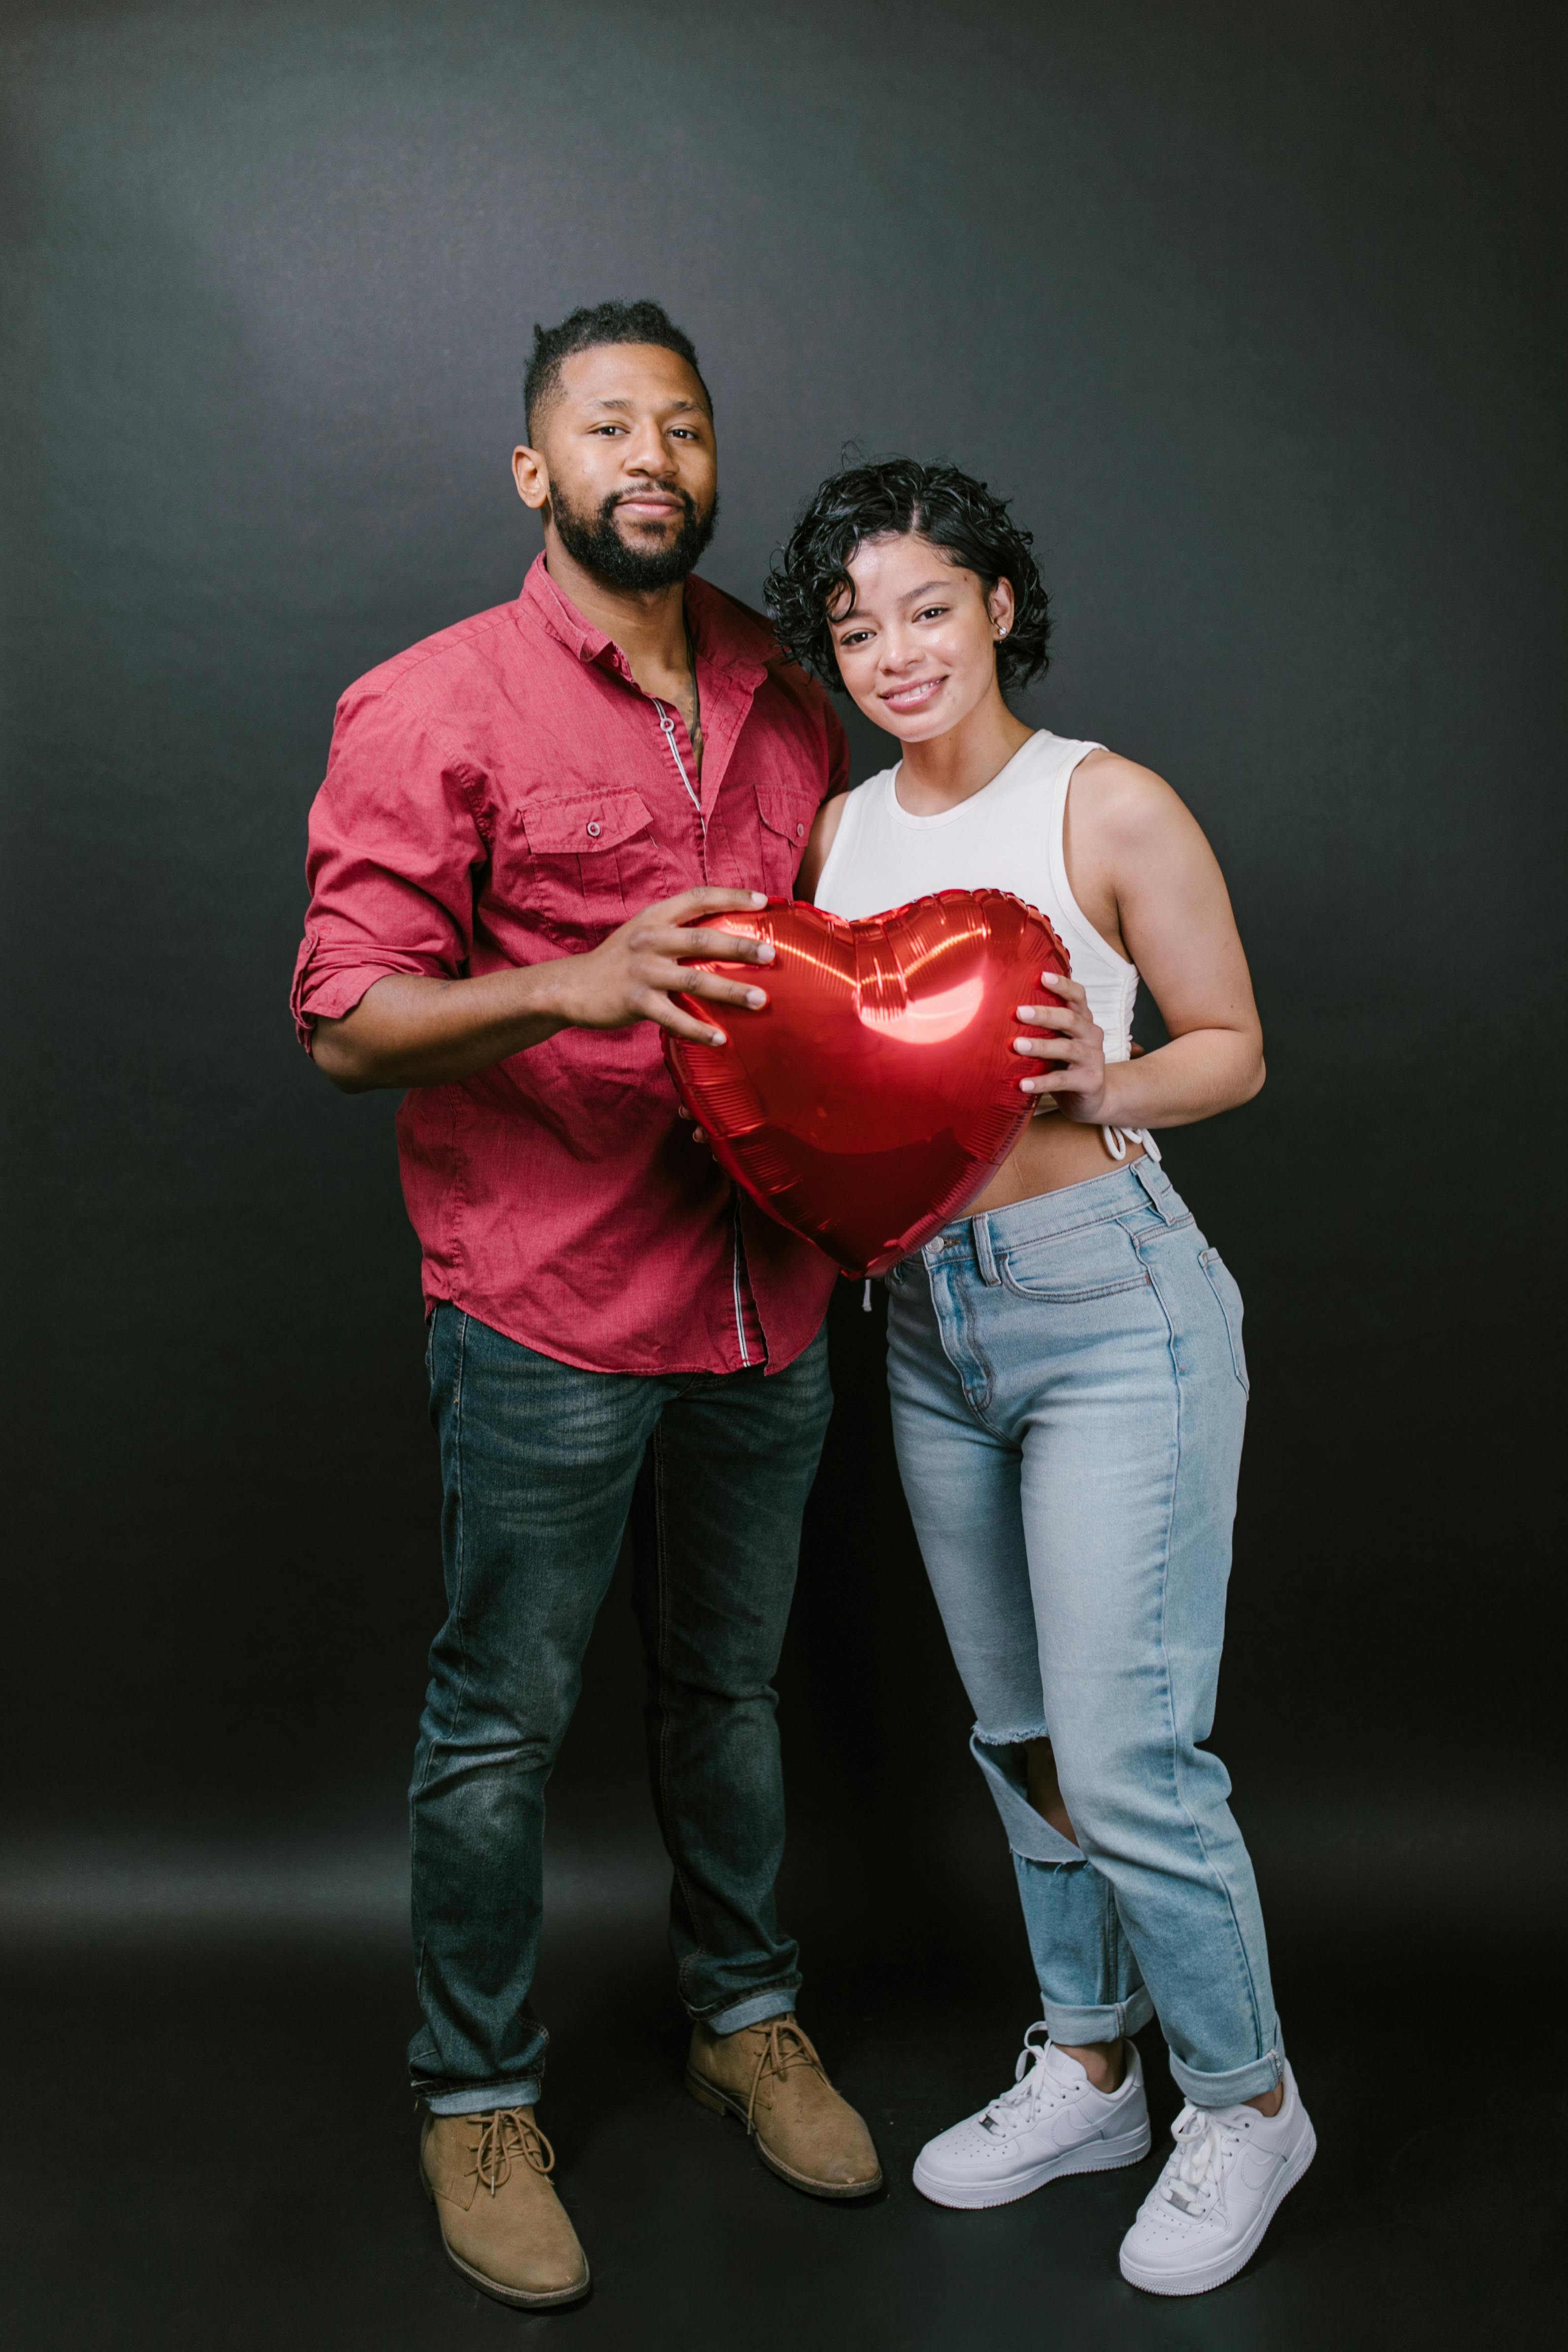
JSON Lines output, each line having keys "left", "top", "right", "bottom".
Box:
{"left": 972, "top": 1215, "right": 1001, "bottom": 1286}
{"left": 1132, "top": 1157, "right": 1174, "bottom": 1220}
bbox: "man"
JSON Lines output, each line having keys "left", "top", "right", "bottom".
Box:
{"left": 292, "top": 301, "right": 879, "bottom": 2310}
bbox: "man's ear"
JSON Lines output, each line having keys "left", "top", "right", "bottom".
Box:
{"left": 512, "top": 444, "right": 549, "bottom": 512}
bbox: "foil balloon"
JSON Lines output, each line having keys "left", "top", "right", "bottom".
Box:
{"left": 663, "top": 889, "right": 1071, "bottom": 1278}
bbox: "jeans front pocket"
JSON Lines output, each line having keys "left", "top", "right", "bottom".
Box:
{"left": 1198, "top": 1249, "right": 1250, "bottom": 1395}
{"left": 1000, "top": 1220, "right": 1151, "bottom": 1303}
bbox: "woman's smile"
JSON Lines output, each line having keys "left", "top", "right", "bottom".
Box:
{"left": 881, "top": 673, "right": 946, "bottom": 712}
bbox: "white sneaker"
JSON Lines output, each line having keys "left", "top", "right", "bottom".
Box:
{"left": 1118, "top": 2061, "right": 1315, "bottom": 2296}
{"left": 913, "top": 2025, "right": 1151, "bottom": 2210}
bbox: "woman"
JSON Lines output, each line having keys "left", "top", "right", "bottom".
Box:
{"left": 764, "top": 460, "right": 1314, "bottom": 2299}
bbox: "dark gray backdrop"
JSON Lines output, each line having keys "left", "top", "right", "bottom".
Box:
{"left": 2, "top": 0, "right": 1562, "bottom": 1969}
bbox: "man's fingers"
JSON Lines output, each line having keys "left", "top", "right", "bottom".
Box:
{"left": 645, "top": 995, "right": 729, "bottom": 1047}
{"left": 655, "top": 965, "right": 768, "bottom": 1010}
{"left": 650, "top": 924, "right": 775, "bottom": 965}
{"left": 656, "top": 888, "right": 769, "bottom": 921}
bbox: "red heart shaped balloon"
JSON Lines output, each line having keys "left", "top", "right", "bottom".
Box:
{"left": 663, "top": 889, "right": 1071, "bottom": 1278}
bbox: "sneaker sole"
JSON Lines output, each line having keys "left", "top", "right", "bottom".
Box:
{"left": 420, "top": 2166, "right": 592, "bottom": 2308}
{"left": 684, "top": 2068, "right": 883, "bottom": 2200}
{"left": 913, "top": 2120, "right": 1153, "bottom": 2210}
{"left": 1118, "top": 2119, "right": 1317, "bottom": 2298}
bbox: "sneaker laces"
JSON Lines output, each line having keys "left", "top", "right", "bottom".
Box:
{"left": 468, "top": 2107, "right": 555, "bottom": 2198}
{"left": 979, "top": 2024, "right": 1062, "bottom": 2135}
{"left": 744, "top": 2018, "right": 825, "bottom": 2134}
{"left": 1157, "top": 2104, "right": 1239, "bottom": 2217}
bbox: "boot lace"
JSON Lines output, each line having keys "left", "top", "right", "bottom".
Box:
{"left": 745, "top": 2018, "right": 826, "bottom": 2134}
{"left": 468, "top": 2107, "right": 555, "bottom": 2198}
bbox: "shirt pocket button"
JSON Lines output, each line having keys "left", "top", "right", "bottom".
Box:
{"left": 586, "top": 821, "right": 602, "bottom": 838}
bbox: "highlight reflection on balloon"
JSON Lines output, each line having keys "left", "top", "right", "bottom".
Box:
{"left": 664, "top": 888, "right": 1071, "bottom": 1278}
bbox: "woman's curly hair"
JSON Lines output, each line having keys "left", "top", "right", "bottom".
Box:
{"left": 764, "top": 457, "right": 1051, "bottom": 696}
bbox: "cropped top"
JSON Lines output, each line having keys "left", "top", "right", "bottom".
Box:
{"left": 812, "top": 728, "right": 1159, "bottom": 1161}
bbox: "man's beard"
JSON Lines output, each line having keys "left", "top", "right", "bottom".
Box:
{"left": 549, "top": 482, "right": 718, "bottom": 591}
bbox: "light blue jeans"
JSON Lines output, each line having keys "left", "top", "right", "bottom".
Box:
{"left": 885, "top": 1157, "right": 1282, "bottom": 2107}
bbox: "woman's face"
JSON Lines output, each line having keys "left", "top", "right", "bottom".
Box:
{"left": 828, "top": 531, "right": 1015, "bottom": 743}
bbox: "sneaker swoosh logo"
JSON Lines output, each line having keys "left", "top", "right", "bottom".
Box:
{"left": 1240, "top": 2150, "right": 1279, "bottom": 2194}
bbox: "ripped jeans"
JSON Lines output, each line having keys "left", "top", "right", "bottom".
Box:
{"left": 885, "top": 1159, "right": 1281, "bottom": 2107}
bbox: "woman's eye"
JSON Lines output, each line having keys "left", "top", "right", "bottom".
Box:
{"left": 837, "top": 630, "right": 872, "bottom": 649}
{"left": 915, "top": 605, "right": 949, "bottom": 621}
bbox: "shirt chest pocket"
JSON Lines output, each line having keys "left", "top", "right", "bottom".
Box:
{"left": 755, "top": 786, "right": 819, "bottom": 899}
{"left": 512, "top": 790, "right": 675, "bottom": 946}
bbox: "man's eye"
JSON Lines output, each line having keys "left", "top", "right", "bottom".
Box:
{"left": 593, "top": 424, "right": 625, "bottom": 436}
{"left": 670, "top": 427, "right": 699, "bottom": 441}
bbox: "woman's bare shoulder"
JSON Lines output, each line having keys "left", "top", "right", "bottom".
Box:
{"left": 1071, "top": 747, "right": 1200, "bottom": 848}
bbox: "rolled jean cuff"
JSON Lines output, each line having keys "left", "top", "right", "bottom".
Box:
{"left": 1041, "top": 1989, "right": 1156, "bottom": 2047}
{"left": 421, "top": 2076, "right": 544, "bottom": 2116}
{"left": 1169, "top": 2040, "right": 1285, "bottom": 2109}
{"left": 697, "top": 1983, "right": 802, "bottom": 2037}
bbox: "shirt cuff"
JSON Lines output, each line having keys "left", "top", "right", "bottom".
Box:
{"left": 291, "top": 951, "right": 446, "bottom": 1051}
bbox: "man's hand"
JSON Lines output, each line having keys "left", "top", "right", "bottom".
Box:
{"left": 310, "top": 887, "right": 773, "bottom": 1092}
{"left": 549, "top": 887, "right": 774, "bottom": 1047}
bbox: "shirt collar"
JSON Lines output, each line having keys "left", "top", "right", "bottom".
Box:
{"left": 518, "top": 552, "right": 774, "bottom": 686}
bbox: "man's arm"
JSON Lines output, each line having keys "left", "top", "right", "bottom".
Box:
{"left": 311, "top": 886, "right": 776, "bottom": 1092}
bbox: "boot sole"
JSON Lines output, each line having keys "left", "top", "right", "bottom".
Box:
{"left": 420, "top": 2167, "right": 592, "bottom": 2308}
{"left": 1118, "top": 2120, "right": 1317, "bottom": 2297}
{"left": 685, "top": 2069, "right": 883, "bottom": 2199}
{"left": 913, "top": 2119, "right": 1153, "bottom": 2210}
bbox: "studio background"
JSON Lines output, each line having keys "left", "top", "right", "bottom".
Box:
{"left": 2, "top": 3, "right": 1562, "bottom": 2346}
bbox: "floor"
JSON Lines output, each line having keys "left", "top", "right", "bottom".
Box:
{"left": 4, "top": 1812, "right": 1561, "bottom": 2352}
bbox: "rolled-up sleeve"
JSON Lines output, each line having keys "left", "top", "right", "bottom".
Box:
{"left": 290, "top": 685, "right": 489, "bottom": 1050}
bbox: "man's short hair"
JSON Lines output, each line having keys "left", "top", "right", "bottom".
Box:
{"left": 523, "top": 300, "right": 711, "bottom": 439}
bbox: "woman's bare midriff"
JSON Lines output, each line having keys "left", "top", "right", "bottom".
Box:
{"left": 965, "top": 1104, "right": 1144, "bottom": 1218}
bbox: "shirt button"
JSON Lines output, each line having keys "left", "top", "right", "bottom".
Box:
{"left": 796, "top": 823, "right": 805, "bottom": 837}
{"left": 586, "top": 821, "right": 601, "bottom": 838}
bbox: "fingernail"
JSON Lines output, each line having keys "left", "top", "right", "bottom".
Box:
{"left": 1016, "top": 1005, "right": 1039, "bottom": 1019}
{"left": 750, "top": 892, "right": 767, "bottom": 905}
{"left": 709, "top": 1029, "right": 727, "bottom": 1046}
{"left": 755, "top": 942, "right": 775, "bottom": 962}
{"left": 745, "top": 989, "right": 767, "bottom": 1009}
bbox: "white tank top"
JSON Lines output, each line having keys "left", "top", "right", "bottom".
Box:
{"left": 813, "top": 729, "right": 1159, "bottom": 1162}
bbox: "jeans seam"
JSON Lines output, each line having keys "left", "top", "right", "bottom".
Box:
{"left": 1143, "top": 1256, "right": 1267, "bottom": 2062}
{"left": 650, "top": 1422, "right": 711, "bottom": 2003}
{"left": 412, "top": 1308, "right": 475, "bottom": 2021}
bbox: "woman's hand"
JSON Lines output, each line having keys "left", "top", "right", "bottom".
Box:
{"left": 1013, "top": 973, "right": 1109, "bottom": 1124}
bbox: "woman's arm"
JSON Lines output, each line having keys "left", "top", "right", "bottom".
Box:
{"left": 794, "top": 792, "right": 849, "bottom": 903}
{"left": 1014, "top": 756, "right": 1264, "bottom": 1130}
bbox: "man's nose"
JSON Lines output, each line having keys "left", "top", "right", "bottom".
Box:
{"left": 622, "top": 423, "right": 676, "bottom": 476}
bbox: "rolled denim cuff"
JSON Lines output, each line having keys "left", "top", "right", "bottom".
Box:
{"left": 697, "top": 1983, "right": 801, "bottom": 2037}
{"left": 1169, "top": 2041, "right": 1285, "bottom": 2108}
{"left": 421, "top": 2077, "right": 544, "bottom": 2116}
{"left": 1040, "top": 1990, "right": 1155, "bottom": 2046}
{"left": 970, "top": 1727, "right": 1084, "bottom": 1864}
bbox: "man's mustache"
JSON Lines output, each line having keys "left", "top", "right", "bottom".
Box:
{"left": 605, "top": 485, "right": 701, "bottom": 522}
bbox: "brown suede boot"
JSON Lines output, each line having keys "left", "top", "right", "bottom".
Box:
{"left": 686, "top": 2015, "right": 882, "bottom": 2199}
{"left": 419, "top": 2106, "right": 590, "bottom": 2308}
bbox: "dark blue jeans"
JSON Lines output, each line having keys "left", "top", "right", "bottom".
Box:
{"left": 408, "top": 1306, "right": 834, "bottom": 2115}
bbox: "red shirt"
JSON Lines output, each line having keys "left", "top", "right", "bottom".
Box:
{"left": 292, "top": 557, "right": 846, "bottom": 1375}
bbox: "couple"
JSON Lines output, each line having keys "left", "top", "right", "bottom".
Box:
{"left": 292, "top": 299, "right": 1312, "bottom": 2309}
